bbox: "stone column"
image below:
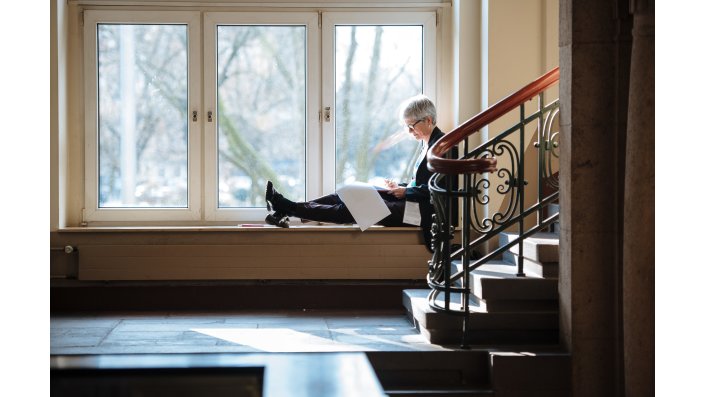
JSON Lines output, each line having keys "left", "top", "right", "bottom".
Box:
{"left": 559, "top": 0, "right": 627, "bottom": 395}
{"left": 622, "top": 1, "right": 655, "bottom": 396}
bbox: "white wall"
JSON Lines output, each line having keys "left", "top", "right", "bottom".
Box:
{"left": 487, "top": 0, "right": 558, "bottom": 135}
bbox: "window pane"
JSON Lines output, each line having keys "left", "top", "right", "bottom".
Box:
{"left": 217, "top": 25, "right": 306, "bottom": 208}
{"left": 97, "top": 24, "right": 189, "bottom": 208}
{"left": 335, "top": 25, "right": 423, "bottom": 188}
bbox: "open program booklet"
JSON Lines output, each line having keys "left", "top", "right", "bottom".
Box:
{"left": 336, "top": 182, "right": 391, "bottom": 231}
{"left": 336, "top": 182, "right": 422, "bottom": 231}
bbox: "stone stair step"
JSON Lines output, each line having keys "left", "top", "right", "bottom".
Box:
{"left": 501, "top": 253, "right": 558, "bottom": 278}
{"left": 402, "top": 289, "right": 558, "bottom": 345}
{"left": 499, "top": 232, "right": 559, "bottom": 263}
{"left": 449, "top": 261, "right": 557, "bottom": 302}
{"left": 403, "top": 290, "right": 558, "bottom": 329}
{"left": 416, "top": 326, "right": 559, "bottom": 346}
{"left": 490, "top": 351, "right": 571, "bottom": 396}
{"left": 366, "top": 351, "right": 491, "bottom": 393}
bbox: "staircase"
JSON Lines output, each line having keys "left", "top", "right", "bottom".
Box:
{"left": 379, "top": 68, "right": 569, "bottom": 396}
{"left": 383, "top": 204, "right": 567, "bottom": 397}
{"left": 403, "top": 204, "right": 560, "bottom": 345}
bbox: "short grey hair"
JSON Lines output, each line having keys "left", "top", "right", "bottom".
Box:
{"left": 399, "top": 94, "right": 437, "bottom": 125}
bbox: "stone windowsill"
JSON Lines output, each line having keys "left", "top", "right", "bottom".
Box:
{"left": 57, "top": 225, "right": 421, "bottom": 233}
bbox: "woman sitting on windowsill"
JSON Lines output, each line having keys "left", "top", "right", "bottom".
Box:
{"left": 264, "top": 94, "right": 447, "bottom": 252}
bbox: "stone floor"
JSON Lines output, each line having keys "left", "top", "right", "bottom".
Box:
{"left": 50, "top": 309, "right": 451, "bottom": 354}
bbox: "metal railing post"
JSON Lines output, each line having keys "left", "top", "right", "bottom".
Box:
{"left": 517, "top": 104, "right": 526, "bottom": 277}
{"left": 537, "top": 93, "right": 545, "bottom": 227}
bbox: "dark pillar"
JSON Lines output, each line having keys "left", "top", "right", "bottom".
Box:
{"left": 622, "top": 1, "right": 655, "bottom": 396}
{"left": 559, "top": 0, "right": 630, "bottom": 395}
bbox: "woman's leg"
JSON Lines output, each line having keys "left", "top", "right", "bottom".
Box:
{"left": 267, "top": 181, "right": 405, "bottom": 226}
{"left": 291, "top": 195, "right": 355, "bottom": 224}
{"left": 310, "top": 193, "right": 344, "bottom": 206}
{"left": 267, "top": 183, "right": 353, "bottom": 224}
{"left": 377, "top": 198, "right": 406, "bottom": 227}
{"left": 300, "top": 191, "right": 405, "bottom": 226}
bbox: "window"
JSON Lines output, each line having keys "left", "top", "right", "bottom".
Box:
{"left": 215, "top": 25, "right": 307, "bottom": 207}
{"left": 203, "top": 13, "right": 319, "bottom": 221}
{"left": 322, "top": 13, "right": 436, "bottom": 193}
{"left": 97, "top": 23, "right": 189, "bottom": 208}
{"left": 83, "top": 9, "right": 436, "bottom": 223}
{"left": 83, "top": 11, "right": 202, "bottom": 221}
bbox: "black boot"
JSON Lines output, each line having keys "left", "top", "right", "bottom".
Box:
{"left": 265, "top": 181, "right": 295, "bottom": 215}
{"left": 265, "top": 210, "right": 290, "bottom": 228}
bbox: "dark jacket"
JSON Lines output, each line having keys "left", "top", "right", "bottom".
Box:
{"left": 403, "top": 127, "right": 454, "bottom": 252}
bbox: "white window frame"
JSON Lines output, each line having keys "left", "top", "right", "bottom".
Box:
{"left": 83, "top": 10, "right": 202, "bottom": 222}
{"left": 203, "top": 12, "right": 320, "bottom": 222}
{"left": 321, "top": 12, "right": 437, "bottom": 195}
{"left": 81, "top": 8, "right": 437, "bottom": 224}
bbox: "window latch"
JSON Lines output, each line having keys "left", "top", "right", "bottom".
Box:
{"left": 324, "top": 107, "right": 331, "bottom": 122}
{"left": 192, "top": 111, "right": 197, "bottom": 122}
{"left": 208, "top": 111, "right": 213, "bottom": 122}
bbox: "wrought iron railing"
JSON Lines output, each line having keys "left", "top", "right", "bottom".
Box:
{"left": 426, "top": 67, "right": 560, "bottom": 347}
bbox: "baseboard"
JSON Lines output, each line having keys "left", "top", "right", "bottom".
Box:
{"left": 50, "top": 280, "right": 427, "bottom": 312}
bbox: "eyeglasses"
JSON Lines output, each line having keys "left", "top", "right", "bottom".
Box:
{"left": 406, "top": 119, "right": 424, "bottom": 130}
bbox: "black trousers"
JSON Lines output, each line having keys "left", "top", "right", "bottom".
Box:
{"left": 291, "top": 190, "right": 406, "bottom": 226}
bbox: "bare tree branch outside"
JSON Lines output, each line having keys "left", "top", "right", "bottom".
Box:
{"left": 334, "top": 25, "right": 423, "bottom": 189}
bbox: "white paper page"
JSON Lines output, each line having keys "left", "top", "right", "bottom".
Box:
{"left": 402, "top": 201, "right": 422, "bottom": 226}
{"left": 337, "top": 182, "right": 392, "bottom": 231}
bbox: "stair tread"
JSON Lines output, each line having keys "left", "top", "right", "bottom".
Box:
{"left": 450, "top": 262, "right": 558, "bottom": 300}
{"left": 404, "top": 289, "right": 557, "bottom": 315}
{"left": 403, "top": 289, "right": 558, "bottom": 331}
{"left": 501, "top": 253, "right": 558, "bottom": 278}
{"left": 501, "top": 231, "right": 559, "bottom": 245}
{"left": 500, "top": 232, "right": 559, "bottom": 263}
{"left": 452, "top": 260, "right": 543, "bottom": 279}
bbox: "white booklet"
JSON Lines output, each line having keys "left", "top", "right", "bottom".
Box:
{"left": 402, "top": 201, "right": 422, "bottom": 226}
{"left": 337, "top": 182, "right": 392, "bottom": 231}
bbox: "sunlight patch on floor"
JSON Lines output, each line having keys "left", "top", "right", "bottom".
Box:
{"left": 192, "top": 328, "right": 363, "bottom": 352}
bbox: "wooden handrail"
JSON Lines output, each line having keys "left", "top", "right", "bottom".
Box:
{"left": 428, "top": 67, "right": 560, "bottom": 174}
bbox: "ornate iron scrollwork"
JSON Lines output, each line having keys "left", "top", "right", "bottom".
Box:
{"left": 425, "top": 74, "right": 560, "bottom": 347}
{"left": 426, "top": 93, "right": 559, "bottom": 322}
{"left": 540, "top": 107, "right": 560, "bottom": 190}
{"left": 466, "top": 139, "right": 521, "bottom": 234}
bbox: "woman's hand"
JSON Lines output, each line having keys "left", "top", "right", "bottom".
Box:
{"left": 384, "top": 178, "right": 399, "bottom": 189}
{"left": 387, "top": 186, "right": 406, "bottom": 198}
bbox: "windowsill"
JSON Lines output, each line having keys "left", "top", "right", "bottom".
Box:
{"left": 57, "top": 225, "right": 421, "bottom": 233}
